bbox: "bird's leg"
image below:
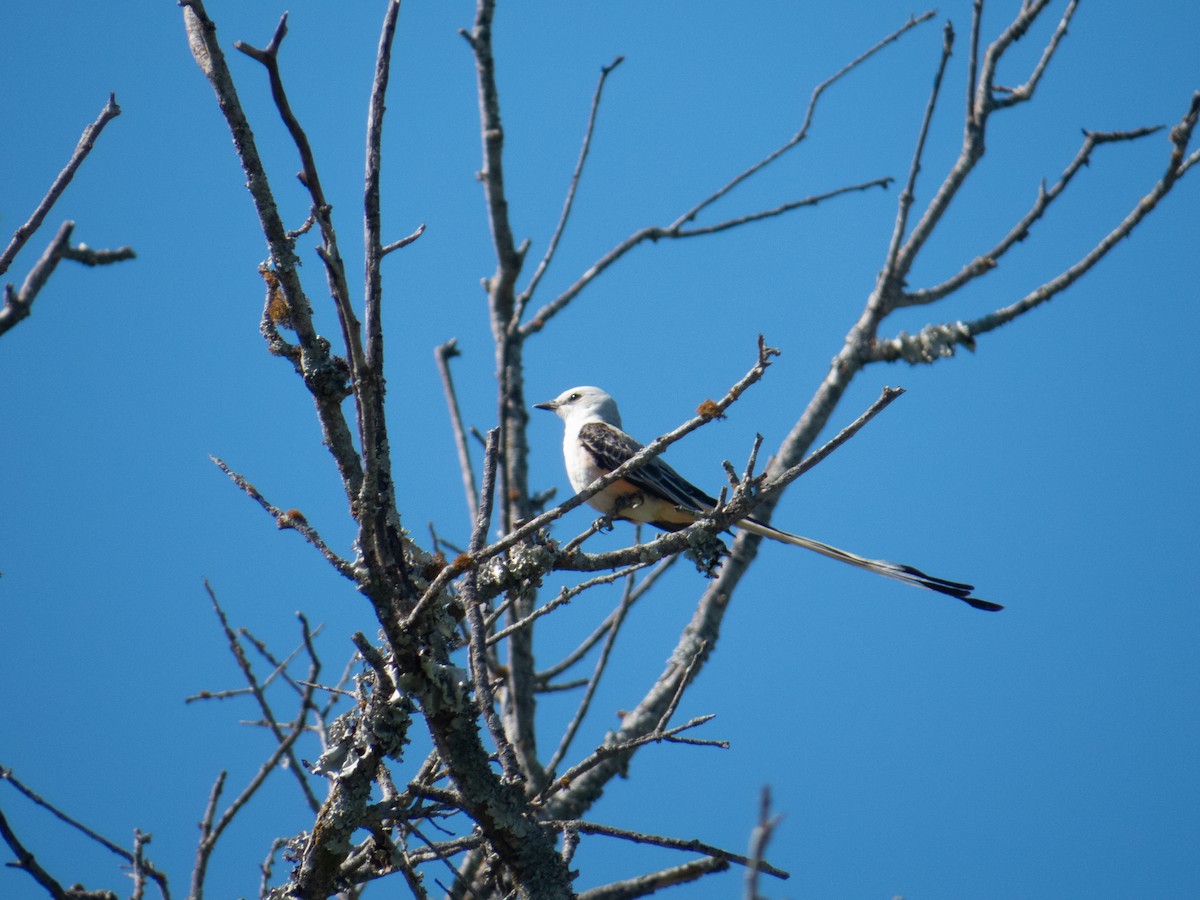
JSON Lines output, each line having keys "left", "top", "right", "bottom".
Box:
{"left": 591, "top": 513, "right": 616, "bottom": 533}
{"left": 609, "top": 491, "right": 646, "bottom": 521}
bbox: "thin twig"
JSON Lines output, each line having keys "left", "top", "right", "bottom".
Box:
{"left": 240, "top": 619, "right": 327, "bottom": 698}
{"left": 189, "top": 771, "right": 225, "bottom": 900}
{"left": 210, "top": 456, "right": 357, "bottom": 581}
{"left": 655, "top": 640, "right": 706, "bottom": 733}
{"left": 536, "top": 558, "right": 678, "bottom": 680}
{"left": 560, "top": 518, "right": 609, "bottom": 554}
{"left": 0, "top": 221, "right": 135, "bottom": 338}
{"left": 258, "top": 837, "right": 290, "bottom": 900}
{"left": 744, "top": 786, "right": 782, "bottom": 900}
{"left": 460, "top": 430, "right": 522, "bottom": 780}
{"left": 0, "top": 94, "right": 123, "bottom": 278}
{"left": 462, "top": 0, "right": 523, "bottom": 296}
{"left": 202, "top": 582, "right": 322, "bottom": 812}
{"left": 537, "top": 677, "right": 591, "bottom": 693}
{"left": 672, "top": 178, "right": 893, "bottom": 239}
{"left": 362, "top": 0, "right": 403, "bottom": 445}
{"left": 519, "top": 11, "right": 934, "bottom": 336}
{"left": 544, "top": 565, "right": 641, "bottom": 779}
{"left": 541, "top": 819, "right": 789, "bottom": 880}
{"left": 512, "top": 55, "right": 625, "bottom": 329}
{"left": 382, "top": 221, "right": 427, "bottom": 256}
{"left": 965, "top": 0, "right": 983, "bottom": 127}
{"left": 487, "top": 561, "right": 654, "bottom": 644}
{"left": 880, "top": 21, "right": 954, "bottom": 291}
{"left": 0, "top": 805, "right": 71, "bottom": 900}
{"left": 132, "top": 829, "right": 153, "bottom": 900}
{"left": 538, "top": 716, "right": 724, "bottom": 804}
{"left": 579, "top": 857, "right": 730, "bottom": 900}
{"left": 406, "top": 826, "right": 481, "bottom": 883}
{"left": 435, "top": 338, "right": 480, "bottom": 524}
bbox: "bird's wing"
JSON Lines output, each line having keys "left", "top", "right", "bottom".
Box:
{"left": 577, "top": 421, "right": 719, "bottom": 513}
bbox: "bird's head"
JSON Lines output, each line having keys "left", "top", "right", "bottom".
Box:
{"left": 534, "top": 386, "right": 622, "bottom": 427}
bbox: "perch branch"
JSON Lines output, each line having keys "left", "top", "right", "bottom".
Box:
{"left": 405, "top": 337, "right": 778, "bottom": 627}
{"left": 548, "top": 387, "right": 906, "bottom": 578}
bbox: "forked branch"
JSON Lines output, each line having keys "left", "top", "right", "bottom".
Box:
{"left": 0, "top": 94, "right": 134, "bottom": 339}
{"left": 519, "top": 11, "right": 936, "bottom": 337}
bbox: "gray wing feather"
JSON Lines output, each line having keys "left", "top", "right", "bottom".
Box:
{"left": 577, "top": 422, "right": 718, "bottom": 512}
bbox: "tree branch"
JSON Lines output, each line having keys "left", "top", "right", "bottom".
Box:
{"left": 900, "top": 124, "right": 1164, "bottom": 308}
{"left": 519, "top": 11, "right": 935, "bottom": 337}
{"left": 460, "top": 430, "right": 524, "bottom": 782}
{"left": 512, "top": 55, "right": 624, "bottom": 330}
{"left": 543, "top": 565, "right": 640, "bottom": 780}
{"left": 0, "top": 94, "right": 123, "bottom": 278}
{"left": 201, "top": 582, "right": 321, "bottom": 812}
{"left": 0, "top": 805, "right": 73, "bottom": 900}
{"left": 435, "top": 338, "right": 480, "bottom": 525}
{"left": 874, "top": 92, "right": 1200, "bottom": 360}
{"left": 0, "top": 221, "right": 135, "bottom": 338}
{"left": 880, "top": 21, "right": 954, "bottom": 286}
{"left": 405, "top": 337, "right": 779, "bottom": 628}
{"left": 209, "top": 456, "right": 358, "bottom": 581}
{"left": 181, "top": 0, "right": 365, "bottom": 505}
{"left": 0, "top": 768, "right": 170, "bottom": 899}
{"left": 542, "top": 819, "right": 788, "bottom": 881}
{"left": 891, "top": 0, "right": 1062, "bottom": 288}
{"left": 578, "top": 857, "right": 730, "bottom": 900}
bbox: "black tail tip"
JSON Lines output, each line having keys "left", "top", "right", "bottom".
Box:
{"left": 961, "top": 596, "right": 1004, "bottom": 612}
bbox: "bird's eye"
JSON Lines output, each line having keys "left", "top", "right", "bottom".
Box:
{"left": 568, "top": 392, "right": 580, "bottom": 402}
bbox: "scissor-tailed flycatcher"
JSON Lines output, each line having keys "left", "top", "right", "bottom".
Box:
{"left": 535, "top": 386, "right": 1001, "bottom": 612}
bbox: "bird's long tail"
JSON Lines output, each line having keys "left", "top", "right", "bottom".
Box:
{"left": 738, "top": 518, "right": 1003, "bottom": 612}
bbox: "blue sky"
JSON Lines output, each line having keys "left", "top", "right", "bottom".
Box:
{"left": 2, "top": 2, "right": 1197, "bottom": 898}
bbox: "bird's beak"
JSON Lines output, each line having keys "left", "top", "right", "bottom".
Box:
{"left": 533, "top": 400, "right": 557, "bottom": 411}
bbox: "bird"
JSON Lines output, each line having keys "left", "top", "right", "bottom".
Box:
{"left": 535, "top": 386, "right": 1002, "bottom": 612}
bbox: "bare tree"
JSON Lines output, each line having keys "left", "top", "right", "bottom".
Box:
{"left": 2, "top": 1, "right": 1196, "bottom": 898}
